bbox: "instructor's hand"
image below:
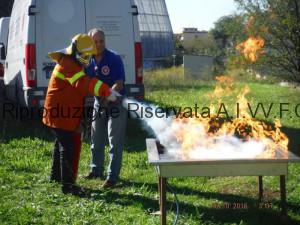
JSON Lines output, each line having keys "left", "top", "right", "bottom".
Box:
{"left": 107, "top": 90, "right": 121, "bottom": 102}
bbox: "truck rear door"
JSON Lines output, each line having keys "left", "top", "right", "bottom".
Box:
{"left": 35, "top": 0, "right": 86, "bottom": 88}
{"left": 85, "top": 0, "right": 136, "bottom": 84}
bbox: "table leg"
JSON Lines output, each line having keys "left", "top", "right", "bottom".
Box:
{"left": 280, "top": 175, "right": 287, "bottom": 216}
{"left": 258, "top": 176, "right": 263, "bottom": 201}
{"left": 160, "top": 177, "right": 167, "bottom": 225}
{"left": 158, "top": 177, "right": 161, "bottom": 206}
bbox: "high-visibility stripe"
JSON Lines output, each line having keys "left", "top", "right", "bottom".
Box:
{"left": 53, "top": 69, "right": 65, "bottom": 80}
{"left": 68, "top": 70, "right": 85, "bottom": 85}
{"left": 52, "top": 69, "right": 85, "bottom": 85}
{"left": 94, "top": 80, "right": 103, "bottom": 96}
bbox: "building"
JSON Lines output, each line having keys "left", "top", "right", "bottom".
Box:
{"left": 183, "top": 54, "right": 214, "bottom": 78}
{"left": 181, "top": 28, "right": 208, "bottom": 42}
{"left": 134, "top": 0, "right": 174, "bottom": 69}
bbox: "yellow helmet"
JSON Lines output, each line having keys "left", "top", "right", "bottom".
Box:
{"left": 48, "top": 33, "right": 96, "bottom": 66}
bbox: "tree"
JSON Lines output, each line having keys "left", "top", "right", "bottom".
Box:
{"left": 173, "top": 34, "right": 184, "bottom": 52}
{"left": 235, "top": 0, "right": 300, "bottom": 82}
{"left": 211, "top": 14, "right": 247, "bottom": 73}
{"left": 183, "top": 33, "right": 218, "bottom": 56}
{"left": 211, "top": 14, "right": 247, "bottom": 50}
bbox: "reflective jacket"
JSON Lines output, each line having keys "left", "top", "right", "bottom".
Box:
{"left": 43, "top": 55, "right": 110, "bottom": 131}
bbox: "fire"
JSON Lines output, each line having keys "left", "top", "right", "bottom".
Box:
{"left": 208, "top": 76, "right": 234, "bottom": 114}
{"left": 236, "top": 36, "right": 265, "bottom": 62}
{"left": 171, "top": 76, "right": 289, "bottom": 160}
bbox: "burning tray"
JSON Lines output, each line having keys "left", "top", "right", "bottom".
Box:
{"left": 146, "top": 138, "right": 300, "bottom": 225}
{"left": 147, "top": 139, "right": 300, "bottom": 177}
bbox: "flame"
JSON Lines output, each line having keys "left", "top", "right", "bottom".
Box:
{"left": 171, "top": 77, "right": 289, "bottom": 160}
{"left": 208, "top": 76, "right": 234, "bottom": 114}
{"left": 236, "top": 36, "right": 265, "bottom": 62}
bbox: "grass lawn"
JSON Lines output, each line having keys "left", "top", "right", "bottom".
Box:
{"left": 0, "top": 68, "right": 300, "bottom": 225}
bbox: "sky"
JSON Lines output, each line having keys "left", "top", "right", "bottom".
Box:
{"left": 165, "top": 0, "right": 238, "bottom": 33}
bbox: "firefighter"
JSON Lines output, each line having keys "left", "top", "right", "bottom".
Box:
{"left": 43, "top": 33, "right": 118, "bottom": 195}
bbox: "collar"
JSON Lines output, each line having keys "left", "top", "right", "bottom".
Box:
{"left": 92, "top": 48, "right": 108, "bottom": 66}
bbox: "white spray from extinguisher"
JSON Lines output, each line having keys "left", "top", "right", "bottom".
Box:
{"left": 121, "top": 97, "right": 182, "bottom": 153}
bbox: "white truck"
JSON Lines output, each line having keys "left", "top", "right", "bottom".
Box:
{"left": 3, "top": 0, "right": 144, "bottom": 108}
{"left": 0, "top": 17, "right": 10, "bottom": 102}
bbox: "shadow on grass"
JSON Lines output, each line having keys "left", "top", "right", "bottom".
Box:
{"left": 146, "top": 83, "right": 214, "bottom": 92}
{"left": 124, "top": 118, "right": 154, "bottom": 152}
{"left": 83, "top": 179, "right": 300, "bottom": 225}
{"left": 281, "top": 126, "right": 300, "bottom": 156}
{"left": 119, "top": 179, "right": 300, "bottom": 215}
{"left": 0, "top": 114, "right": 151, "bottom": 153}
{"left": 0, "top": 117, "right": 53, "bottom": 143}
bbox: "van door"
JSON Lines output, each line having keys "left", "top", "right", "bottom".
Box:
{"left": 35, "top": 0, "right": 86, "bottom": 88}
{"left": 85, "top": 0, "right": 136, "bottom": 84}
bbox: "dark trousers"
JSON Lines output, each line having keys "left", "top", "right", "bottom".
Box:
{"left": 50, "top": 128, "right": 80, "bottom": 186}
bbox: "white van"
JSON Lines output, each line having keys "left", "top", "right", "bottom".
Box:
{"left": 0, "top": 17, "right": 10, "bottom": 101}
{"left": 4, "top": 0, "right": 144, "bottom": 108}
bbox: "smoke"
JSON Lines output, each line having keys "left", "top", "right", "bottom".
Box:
{"left": 188, "top": 136, "right": 265, "bottom": 159}
{"left": 122, "top": 98, "right": 179, "bottom": 149}
{"left": 122, "top": 98, "right": 266, "bottom": 159}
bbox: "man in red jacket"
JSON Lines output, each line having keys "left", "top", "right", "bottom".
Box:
{"left": 43, "top": 33, "right": 118, "bottom": 195}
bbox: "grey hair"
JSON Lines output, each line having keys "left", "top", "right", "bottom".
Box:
{"left": 88, "top": 28, "right": 105, "bottom": 38}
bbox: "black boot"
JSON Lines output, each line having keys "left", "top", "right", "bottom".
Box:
{"left": 62, "top": 184, "right": 88, "bottom": 197}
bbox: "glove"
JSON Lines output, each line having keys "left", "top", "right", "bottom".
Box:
{"left": 107, "top": 90, "right": 121, "bottom": 102}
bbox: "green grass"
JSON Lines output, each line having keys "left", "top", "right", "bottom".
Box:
{"left": 0, "top": 68, "right": 300, "bottom": 225}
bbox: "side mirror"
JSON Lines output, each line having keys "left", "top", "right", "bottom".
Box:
{"left": 0, "top": 43, "right": 6, "bottom": 60}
